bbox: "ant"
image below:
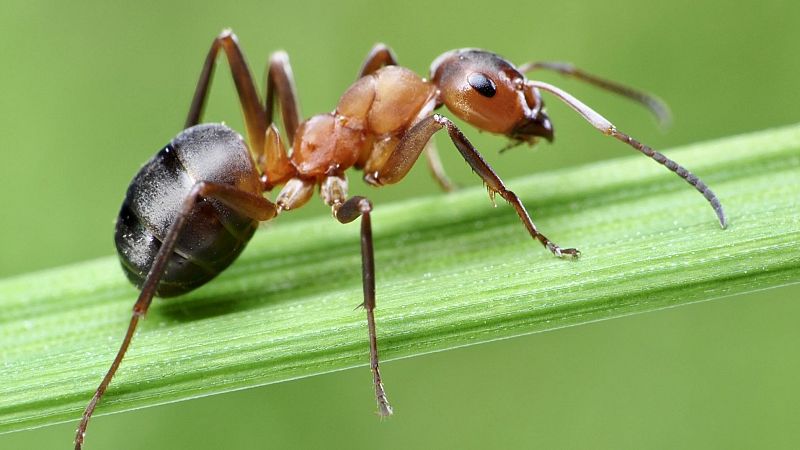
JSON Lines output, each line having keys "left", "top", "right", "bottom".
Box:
{"left": 74, "top": 29, "right": 727, "bottom": 449}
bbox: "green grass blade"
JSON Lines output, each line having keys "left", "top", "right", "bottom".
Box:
{"left": 1, "top": 124, "right": 799, "bottom": 434}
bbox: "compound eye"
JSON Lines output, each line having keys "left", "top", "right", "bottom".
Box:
{"left": 467, "top": 72, "right": 497, "bottom": 98}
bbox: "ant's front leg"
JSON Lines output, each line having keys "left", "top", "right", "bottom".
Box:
{"left": 357, "top": 43, "right": 398, "bottom": 78}
{"left": 373, "top": 115, "right": 579, "bottom": 259}
{"left": 321, "top": 174, "right": 393, "bottom": 417}
{"left": 357, "top": 45, "right": 456, "bottom": 192}
{"left": 421, "top": 139, "right": 457, "bottom": 192}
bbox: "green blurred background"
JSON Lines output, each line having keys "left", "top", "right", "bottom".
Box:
{"left": 1, "top": 0, "right": 799, "bottom": 448}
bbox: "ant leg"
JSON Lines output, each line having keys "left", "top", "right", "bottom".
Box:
{"left": 357, "top": 43, "right": 398, "bottom": 78}
{"left": 519, "top": 61, "right": 671, "bottom": 127}
{"left": 356, "top": 46, "right": 457, "bottom": 192}
{"left": 372, "top": 115, "right": 578, "bottom": 258}
{"left": 260, "top": 125, "right": 297, "bottom": 191}
{"left": 264, "top": 51, "right": 302, "bottom": 142}
{"left": 75, "top": 182, "right": 276, "bottom": 450}
{"left": 321, "top": 175, "right": 393, "bottom": 416}
{"left": 339, "top": 196, "right": 393, "bottom": 416}
{"left": 423, "top": 140, "right": 457, "bottom": 192}
{"left": 528, "top": 80, "right": 727, "bottom": 228}
{"left": 274, "top": 177, "right": 315, "bottom": 212}
{"left": 185, "top": 29, "right": 267, "bottom": 152}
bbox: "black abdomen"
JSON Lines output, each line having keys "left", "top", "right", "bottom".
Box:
{"left": 114, "top": 124, "right": 262, "bottom": 297}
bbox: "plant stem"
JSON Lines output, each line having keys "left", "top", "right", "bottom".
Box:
{"left": 1, "top": 124, "right": 799, "bottom": 434}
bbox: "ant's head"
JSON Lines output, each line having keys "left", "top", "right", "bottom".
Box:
{"left": 430, "top": 49, "right": 553, "bottom": 144}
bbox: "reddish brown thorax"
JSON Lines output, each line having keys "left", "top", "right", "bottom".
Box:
{"left": 289, "top": 66, "right": 436, "bottom": 180}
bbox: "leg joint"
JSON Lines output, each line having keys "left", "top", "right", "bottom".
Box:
{"left": 335, "top": 196, "right": 372, "bottom": 224}
{"left": 432, "top": 114, "right": 450, "bottom": 128}
{"left": 357, "top": 197, "right": 373, "bottom": 214}
{"left": 269, "top": 50, "right": 290, "bottom": 66}
{"left": 217, "top": 28, "right": 236, "bottom": 41}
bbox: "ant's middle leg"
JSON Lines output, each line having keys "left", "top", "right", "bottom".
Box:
{"left": 373, "top": 114, "right": 579, "bottom": 258}
{"left": 264, "top": 51, "right": 302, "bottom": 142}
{"left": 258, "top": 52, "right": 303, "bottom": 190}
{"left": 321, "top": 174, "right": 393, "bottom": 417}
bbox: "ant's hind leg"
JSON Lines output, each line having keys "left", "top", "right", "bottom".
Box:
{"left": 185, "top": 30, "right": 267, "bottom": 152}
{"left": 373, "top": 115, "right": 579, "bottom": 258}
{"left": 75, "top": 182, "right": 277, "bottom": 450}
{"left": 322, "top": 175, "right": 393, "bottom": 417}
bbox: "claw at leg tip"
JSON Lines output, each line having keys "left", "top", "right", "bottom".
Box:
{"left": 561, "top": 248, "right": 581, "bottom": 259}
{"left": 378, "top": 403, "right": 394, "bottom": 417}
